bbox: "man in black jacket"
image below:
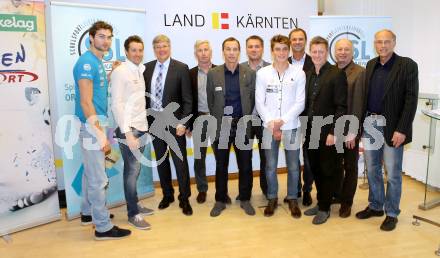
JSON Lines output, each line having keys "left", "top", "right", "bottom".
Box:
{"left": 287, "top": 28, "right": 314, "bottom": 206}
{"left": 143, "top": 34, "right": 193, "bottom": 216}
{"left": 355, "top": 29, "right": 418, "bottom": 231}
{"left": 302, "top": 36, "right": 347, "bottom": 225}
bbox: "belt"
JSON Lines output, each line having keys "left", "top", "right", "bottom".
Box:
{"left": 198, "top": 111, "right": 209, "bottom": 115}
{"left": 366, "top": 111, "right": 381, "bottom": 116}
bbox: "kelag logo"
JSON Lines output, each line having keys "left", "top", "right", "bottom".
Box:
{"left": 326, "top": 25, "right": 371, "bottom": 66}
{"left": 0, "top": 14, "right": 37, "bottom": 32}
{"left": 69, "top": 19, "right": 125, "bottom": 71}
{"left": 0, "top": 44, "right": 39, "bottom": 84}
{"left": 212, "top": 12, "right": 229, "bottom": 30}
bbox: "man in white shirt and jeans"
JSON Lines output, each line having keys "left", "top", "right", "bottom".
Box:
{"left": 255, "top": 35, "right": 306, "bottom": 218}
{"left": 111, "top": 35, "right": 153, "bottom": 230}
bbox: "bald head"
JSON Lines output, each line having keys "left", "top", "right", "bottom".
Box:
{"left": 334, "top": 38, "right": 354, "bottom": 68}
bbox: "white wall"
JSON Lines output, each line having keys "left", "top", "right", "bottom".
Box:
{"left": 324, "top": 0, "right": 440, "bottom": 94}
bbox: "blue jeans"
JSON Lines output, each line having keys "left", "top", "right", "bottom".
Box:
{"left": 80, "top": 125, "right": 113, "bottom": 233}
{"left": 362, "top": 118, "right": 403, "bottom": 217}
{"left": 116, "top": 128, "right": 146, "bottom": 218}
{"left": 265, "top": 128, "right": 300, "bottom": 200}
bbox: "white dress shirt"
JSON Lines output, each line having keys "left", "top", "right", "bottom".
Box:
{"left": 290, "top": 53, "right": 306, "bottom": 70}
{"left": 255, "top": 63, "right": 306, "bottom": 130}
{"left": 110, "top": 59, "right": 148, "bottom": 133}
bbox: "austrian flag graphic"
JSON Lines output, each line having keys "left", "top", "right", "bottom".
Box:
{"left": 212, "top": 12, "right": 229, "bottom": 29}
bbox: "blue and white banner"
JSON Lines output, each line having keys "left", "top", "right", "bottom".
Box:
{"left": 0, "top": 0, "right": 60, "bottom": 236}
{"left": 46, "top": 2, "right": 154, "bottom": 219}
{"left": 309, "top": 16, "right": 392, "bottom": 66}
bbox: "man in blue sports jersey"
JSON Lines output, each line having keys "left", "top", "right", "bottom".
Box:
{"left": 73, "top": 21, "right": 131, "bottom": 240}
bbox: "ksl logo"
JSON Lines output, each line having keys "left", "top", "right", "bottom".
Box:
{"left": 0, "top": 43, "right": 39, "bottom": 84}
{"left": 212, "top": 12, "right": 229, "bottom": 30}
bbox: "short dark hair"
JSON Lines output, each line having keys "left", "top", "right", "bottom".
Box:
{"left": 309, "top": 36, "right": 328, "bottom": 51}
{"left": 124, "top": 35, "right": 144, "bottom": 51}
{"left": 89, "top": 20, "right": 113, "bottom": 38}
{"left": 270, "top": 35, "right": 290, "bottom": 51}
{"left": 222, "top": 37, "right": 240, "bottom": 51}
{"left": 288, "top": 28, "right": 307, "bottom": 41}
{"left": 246, "top": 35, "right": 264, "bottom": 47}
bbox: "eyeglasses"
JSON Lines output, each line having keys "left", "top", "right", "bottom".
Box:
{"left": 154, "top": 44, "right": 170, "bottom": 50}
{"left": 375, "top": 40, "right": 393, "bottom": 45}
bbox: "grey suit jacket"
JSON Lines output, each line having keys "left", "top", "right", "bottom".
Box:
{"left": 206, "top": 64, "right": 256, "bottom": 140}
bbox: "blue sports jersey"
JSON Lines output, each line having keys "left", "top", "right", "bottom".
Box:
{"left": 73, "top": 50, "right": 108, "bottom": 123}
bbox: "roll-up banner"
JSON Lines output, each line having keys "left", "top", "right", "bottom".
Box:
{"left": 0, "top": 0, "right": 60, "bottom": 236}
{"left": 46, "top": 1, "right": 154, "bottom": 219}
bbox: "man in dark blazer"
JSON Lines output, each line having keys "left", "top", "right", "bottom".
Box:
{"left": 240, "top": 35, "right": 270, "bottom": 200}
{"left": 302, "top": 36, "right": 347, "bottom": 225}
{"left": 188, "top": 40, "right": 217, "bottom": 204}
{"left": 355, "top": 29, "right": 418, "bottom": 231}
{"left": 143, "top": 34, "right": 193, "bottom": 216}
{"left": 206, "top": 37, "right": 256, "bottom": 217}
{"left": 287, "top": 28, "right": 314, "bottom": 206}
{"left": 333, "top": 38, "right": 366, "bottom": 218}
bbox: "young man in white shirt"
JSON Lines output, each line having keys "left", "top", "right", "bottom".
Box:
{"left": 255, "top": 35, "right": 306, "bottom": 217}
{"left": 111, "top": 35, "right": 153, "bottom": 230}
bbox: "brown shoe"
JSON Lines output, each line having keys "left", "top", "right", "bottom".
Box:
{"left": 288, "top": 199, "right": 301, "bottom": 218}
{"left": 339, "top": 204, "right": 352, "bottom": 218}
{"left": 196, "top": 192, "right": 207, "bottom": 204}
{"left": 264, "top": 198, "right": 278, "bottom": 217}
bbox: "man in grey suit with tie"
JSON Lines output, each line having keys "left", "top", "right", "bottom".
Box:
{"left": 143, "top": 34, "right": 193, "bottom": 216}
{"left": 207, "top": 37, "right": 256, "bottom": 217}
{"left": 355, "top": 29, "right": 418, "bottom": 231}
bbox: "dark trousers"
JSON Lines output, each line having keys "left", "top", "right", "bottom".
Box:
{"left": 334, "top": 140, "right": 359, "bottom": 206}
{"left": 193, "top": 113, "right": 209, "bottom": 193}
{"left": 152, "top": 127, "right": 191, "bottom": 200}
{"left": 298, "top": 145, "right": 314, "bottom": 194}
{"left": 213, "top": 124, "right": 253, "bottom": 202}
{"left": 306, "top": 143, "right": 343, "bottom": 212}
{"left": 250, "top": 123, "right": 267, "bottom": 195}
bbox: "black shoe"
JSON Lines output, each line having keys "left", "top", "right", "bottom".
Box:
{"left": 302, "top": 192, "right": 312, "bottom": 206}
{"left": 355, "top": 206, "right": 384, "bottom": 219}
{"left": 226, "top": 195, "right": 232, "bottom": 204}
{"left": 380, "top": 216, "right": 398, "bottom": 231}
{"left": 196, "top": 192, "right": 207, "bottom": 204}
{"left": 81, "top": 213, "right": 114, "bottom": 226}
{"left": 158, "top": 196, "right": 175, "bottom": 210}
{"left": 297, "top": 192, "right": 302, "bottom": 198}
{"left": 235, "top": 195, "right": 240, "bottom": 201}
{"left": 264, "top": 198, "right": 278, "bottom": 217}
{"left": 283, "top": 197, "right": 289, "bottom": 203}
{"left": 95, "top": 226, "right": 131, "bottom": 241}
{"left": 339, "top": 204, "right": 352, "bottom": 218}
{"left": 179, "top": 199, "right": 193, "bottom": 216}
{"left": 288, "top": 200, "right": 302, "bottom": 219}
